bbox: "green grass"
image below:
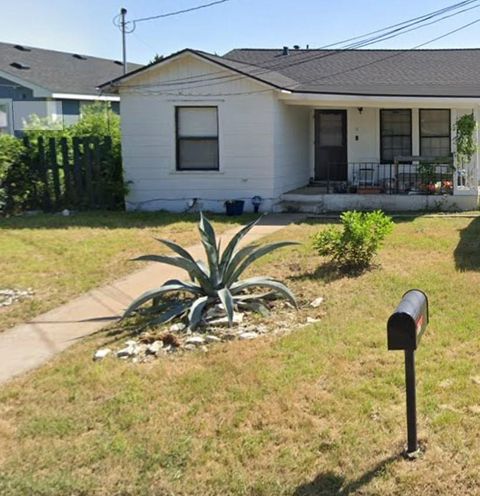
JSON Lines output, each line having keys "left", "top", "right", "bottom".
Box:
{"left": 1, "top": 214, "right": 480, "bottom": 495}
{"left": 0, "top": 211, "right": 251, "bottom": 332}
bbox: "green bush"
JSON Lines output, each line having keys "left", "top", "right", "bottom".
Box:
{"left": 0, "top": 134, "right": 30, "bottom": 213}
{"left": 312, "top": 210, "right": 394, "bottom": 270}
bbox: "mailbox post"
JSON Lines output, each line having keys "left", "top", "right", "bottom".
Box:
{"left": 387, "top": 290, "right": 429, "bottom": 456}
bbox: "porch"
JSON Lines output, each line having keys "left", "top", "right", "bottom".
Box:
{"left": 274, "top": 98, "right": 480, "bottom": 212}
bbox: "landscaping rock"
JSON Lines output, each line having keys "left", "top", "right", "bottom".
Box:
{"left": 205, "top": 335, "right": 221, "bottom": 343}
{"left": 117, "top": 343, "right": 137, "bottom": 358}
{"left": 185, "top": 336, "right": 205, "bottom": 346}
{"left": 146, "top": 341, "right": 163, "bottom": 355}
{"left": 184, "top": 344, "right": 197, "bottom": 351}
{"left": 239, "top": 331, "right": 258, "bottom": 340}
{"left": 93, "top": 348, "right": 111, "bottom": 361}
{"left": 0, "top": 288, "right": 34, "bottom": 307}
{"left": 170, "top": 323, "right": 186, "bottom": 332}
{"left": 310, "top": 296, "right": 324, "bottom": 308}
{"left": 306, "top": 317, "right": 321, "bottom": 324}
{"left": 209, "top": 312, "right": 244, "bottom": 326}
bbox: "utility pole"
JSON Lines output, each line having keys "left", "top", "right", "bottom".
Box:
{"left": 120, "top": 7, "right": 128, "bottom": 74}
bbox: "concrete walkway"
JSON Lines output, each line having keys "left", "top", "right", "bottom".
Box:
{"left": 0, "top": 213, "right": 304, "bottom": 385}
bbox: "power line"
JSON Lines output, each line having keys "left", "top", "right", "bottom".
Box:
{"left": 130, "top": 0, "right": 232, "bottom": 24}
{"left": 119, "top": 15, "right": 480, "bottom": 97}
{"left": 117, "top": 0, "right": 480, "bottom": 92}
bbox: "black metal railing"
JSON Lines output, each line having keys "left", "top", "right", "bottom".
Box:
{"left": 315, "top": 159, "right": 454, "bottom": 195}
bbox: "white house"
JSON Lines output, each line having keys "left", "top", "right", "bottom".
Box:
{"left": 100, "top": 47, "right": 480, "bottom": 213}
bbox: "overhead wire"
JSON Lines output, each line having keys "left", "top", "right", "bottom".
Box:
{"left": 116, "top": 0, "right": 480, "bottom": 91}
{"left": 120, "top": 15, "right": 480, "bottom": 98}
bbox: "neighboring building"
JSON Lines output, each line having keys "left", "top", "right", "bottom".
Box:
{"left": 100, "top": 47, "right": 480, "bottom": 213}
{"left": 0, "top": 42, "right": 142, "bottom": 135}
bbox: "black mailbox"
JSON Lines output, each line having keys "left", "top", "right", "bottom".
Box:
{"left": 387, "top": 290, "right": 428, "bottom": 351}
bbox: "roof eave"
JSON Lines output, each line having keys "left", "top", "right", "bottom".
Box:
{"left": 98, "top": 48, "right": 287, "bottom": 92}
{"left": 0, "top": 69, "right": 51, "bottom": 97}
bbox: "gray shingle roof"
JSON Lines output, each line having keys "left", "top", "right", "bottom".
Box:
{"left": 223, "top": 48, "right": 480, "bottom": 97}
{"left": 0, "top": 42, "right": 142, "bottom": 96}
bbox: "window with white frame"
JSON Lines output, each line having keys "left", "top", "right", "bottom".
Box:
{"left": 380, "top": 109, "right": 412, "bottom": 163}
{"left": 0, "top": 102, "right": 11, "bottom": 135}
{"left": 176, "top": 107, "right": 219, "bottom": 170}
{"left": 420, "top": 109, "right": 451, "bottom": 158}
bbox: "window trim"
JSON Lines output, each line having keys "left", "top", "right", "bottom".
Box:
{"left": 379, "top": 109, "right": 412, "bottom": 164}
{"left": 419, "top": 108, "right": 451, "bottom": 158}
{"left": 175, "top": 106, "right": 220, "bottom": 171}
{"left": 0, "top": 98, "right": 13, "bottom": 135}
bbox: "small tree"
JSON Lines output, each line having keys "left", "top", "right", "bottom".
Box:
{"left": 0, "top": 135, "right": 30, "bottom": 213}
{"left": 312, "top": 210, "right": 394, "bottom": 271}
{"left": 455, "top": 113, "right": 477, "bottom": 169}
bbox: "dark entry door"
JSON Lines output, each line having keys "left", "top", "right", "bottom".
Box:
{"left": 314, "top": 110, "right": 347, "bottom": 181}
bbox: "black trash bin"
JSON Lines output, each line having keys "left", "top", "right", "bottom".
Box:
{"left": 225, "top": 200, "right": 244, "bottom": 216}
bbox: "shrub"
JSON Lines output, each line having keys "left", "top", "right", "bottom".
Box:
{"left": 0, "top": 135, "right": 30, "bottom": 213}
{"left": 125, "top": 213, "right": 299, "bottom": 330}
{"left": 312, "top": 210, "right": 394, "bottom": 271}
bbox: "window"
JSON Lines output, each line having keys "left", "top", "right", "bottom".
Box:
{"left": 380, "top": 109, "right": 412, "bottom": 162}
{"left": 420, "top": 109, "right": 450, "bottom": 157}
{"left": 176, "top": 107, "right": 219, "bottom": 170}
{"left": 0, "top": 103, "right": 11, "bottom": 135}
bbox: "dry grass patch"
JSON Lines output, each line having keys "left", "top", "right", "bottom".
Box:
{"left": 0, "top": 211, "right": 251, "bottom": 332}
{"left": 1, "top": 215, "right": 480, "bottom": 495}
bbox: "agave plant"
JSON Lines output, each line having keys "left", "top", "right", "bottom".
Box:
{"left": 124, "top": 213, "right": 299, "bottom": 330}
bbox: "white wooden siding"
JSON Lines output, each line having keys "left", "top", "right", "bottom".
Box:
{"left": 119, "top": 54, "right": 277, "bottom": 212}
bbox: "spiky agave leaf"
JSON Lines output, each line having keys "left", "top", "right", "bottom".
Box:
{"left": 225, "top": 241, "right": 300, "bottom": 286}
{"left": 138, "top": 302, "right": 190, "bottom": 331}
{"left": 132, "top": 254, "right": 214, "bottom": 294}
{"left": 230, "top": 277, "right": 298, "bottom": 308}
{"left": 155, "top": 238, "right": 198, "bottom": 264}
{"left": 219, "top": 217, "right": 262, "bottom": 276}
{"left": 222, "top": 244, "right": 259, "bottom": 285}
{"left": 188, "top": 295, "right": 211, "bottom": 330}
{"left": 123, "top": 282, "right": 202, "bottom": 318}
{"left": 217, "top": 287, "right": 235, "bottom": 326}
{"left": 199, "top": 212, "right": 220, "bottom": 286}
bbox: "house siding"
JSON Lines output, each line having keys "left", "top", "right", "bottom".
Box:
{"left": 273, "top": 100, "right": 310, "bottom": 197}
{"left": 119, "top": 54, "right": 277, "bottom": 212}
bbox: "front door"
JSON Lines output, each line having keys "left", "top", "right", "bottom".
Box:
{"left": 314, "top": 110, "right": 347, "bottom": 181}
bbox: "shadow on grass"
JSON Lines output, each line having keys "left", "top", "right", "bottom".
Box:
{"left": 294, "top": 453, "right": 400, "bottom": 496}
{"left": 288, "top": 261, "right": 371, "bottom": 284}
{"left": 454, "top": 217, "right": 480, "bottom": 272}
{"left": 0, "top": 210, "right": 258, "bottom": 230}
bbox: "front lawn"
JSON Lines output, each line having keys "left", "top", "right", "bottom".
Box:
{"left": 1, "top": 214, "right": 480, "bottom": 495}
{"left": 0, "top": 211, "right": 251, "bottom": 332}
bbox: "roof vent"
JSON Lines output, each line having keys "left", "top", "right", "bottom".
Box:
{"left": 10, "top": 62, "right": 30, "bottom": 70}
{"left": 282, "top": 46, "right": 289, "bottom": 56}
{"left": 13, "top": 44, "right": 31, "bottom": 52}
{"left": 293, "top": 45, "right": 300, "bottom": 50}
{"left": 73, "top": 54, "right": 87, "bottom": 60}
{"left": 114, "top": 60, "right": 124, "bottom": 66}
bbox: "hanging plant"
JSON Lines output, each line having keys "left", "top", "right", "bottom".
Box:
{"left": 454, "top": 113, "right": 477, "bottom": 168}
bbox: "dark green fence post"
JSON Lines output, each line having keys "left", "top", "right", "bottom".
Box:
{"left": 48, "top": 138, "right": 61, "bottom": 208}
{"left": 37, "top": 137, "right": 51, "bottom": 211}
{"left": 83, "top": 138, "right": 95, "bottom": 208}
{"left": 60, "top": 137, "right": 74, "bottom": 207}
{"left": 72, "top": 137, "right": 83, "bottom": 205}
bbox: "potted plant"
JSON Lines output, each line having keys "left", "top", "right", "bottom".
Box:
{"left": 225, "top": 199, "right": 245, "bottom": 216}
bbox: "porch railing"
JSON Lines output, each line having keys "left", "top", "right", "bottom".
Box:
{"left": 317, "top": 160, "right": 454, "bottom": 195}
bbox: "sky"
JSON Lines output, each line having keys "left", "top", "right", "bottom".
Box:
{"left": 2, "top": 0, "right": 480, "bottom": 64}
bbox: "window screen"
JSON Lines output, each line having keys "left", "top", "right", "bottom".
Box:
{"left": 420, "top": 109, "right": 450, "bottom": 158}
{"left": 380, "top": 109, "right": 412, "bottom": 163}
{"left": 176, "top": 107, "right": 218, "bottom": 170}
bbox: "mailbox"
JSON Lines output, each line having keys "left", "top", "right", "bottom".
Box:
{"left": 387, "top": 290, "right": 428, "bottom": 351}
